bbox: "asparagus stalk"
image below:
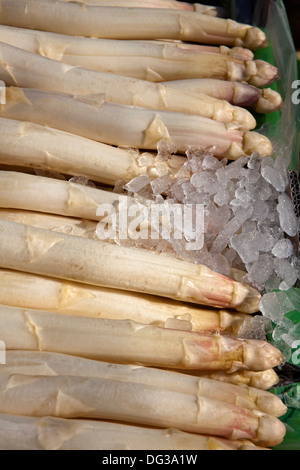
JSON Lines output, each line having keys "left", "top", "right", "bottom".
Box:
{"left": 0, "top": 304, "right": 284, "bottom": 371}
{"left": 1, "top": 351, "right": 287, "bottom": 417}
{"left": 0, "top": 171, "right": 127, "bottom": 222}
{"left": 0, "top": 372, "right": 286, "bottom": 446}
{"left": 0, "top": 117, "right": 176, "bottom": 185}
{"left": 0, "top": 220, "right": 261, "bottom": 311}
{"left": 0, "top": 42, "right": 257, "bottom": 128}
{"left": 0, "top": 0, "right": 268, "bottom": 49}
{"left": 0, "top": 210, "right": 99, "bottom": 239}
{"left": 0, "top": 414, "right": 264, "bottom": 451}
{"left": 0, "top": 268, "right": 250, "bottom": 334}
{"left": 163, "top": 79, "right": 283, "bottom": 114}
{"left": 0, "top": 26, "right": 254, "bottom": 62}
{"left": 0, "top": 26, "right": 277, "bottom": 86}
{"left": 0, "top": 88, "right": 273, "bottom": 159}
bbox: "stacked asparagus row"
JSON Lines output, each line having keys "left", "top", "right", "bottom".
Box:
{"left": 0, "top": 0, "right": 287, "bottom": 450}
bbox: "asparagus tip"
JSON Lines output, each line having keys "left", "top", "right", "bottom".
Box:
{"left": 257, "top": 414, "right": 287, "bottom": 448}
{"left": 243, "top": 339, "right": 285, "bottom": 372}
{"left": 249, "top": 60, "right": 280, "bottom": 88}
{"left": 244, "top": 27, "right": 268, "bottom": 50}
{"left": 256, "top": 394, "right": 288, "bottom": 418}
{"left": 255, "top": 88, "right": 283, "bottom": 114}
{"left": 236, "top": 284, "right": 261, "bottom": 314}
{"left": 243, "top": 131, "right": 273, "bottom": 158}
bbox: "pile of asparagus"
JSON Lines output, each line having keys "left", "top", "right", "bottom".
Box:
{"left": 0, "top": 0, "right": 288, "bottom": 450}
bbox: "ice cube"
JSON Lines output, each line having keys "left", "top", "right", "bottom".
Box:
{"left": 150, "top": 175, "right": 171, "bottom": 196}
{"left": 124, "top": 175, "right": 151, "bottom": 193}
{"left": 210, "top": 205, "right": 253, "bottom": 254}
{"left": 274, "top": 258, "right": 298, "bottom": 290}
{"left": 272, "top": 238, "right": 294, "bottom": 259}
{"left": 272, "top": 317, "right": 295, "bottom": 342}
{"left": 247, "top": 254, "right": 274, "bottom": 289}
{"left": 230, "top": 232, "right": 260, "bottom": 264}
{"left": 201, "top": 154, "right": 224, "bottom": 171}
{"left": 237, "top": 315, "right": 271, "bottom": 341}
{"left": 191, "top": 172, "right": 219, "bottom": 195}
{"left": 247, "top": 176, "right": 272, "bottom": 202}
{"left": 247, "top": 151, "right": 262, "bottom": 170}
{"left": 214, "top": 189, "right": 230, "bottom": 207}
{"left": 252, "top": 200, "right": 269, "bottom": 222}
{"left": 259, "top": 291, "right": 298, "bottom": 323}
{"left": 157, "top": 139, "right": 177, "bottom": 161}
{"left": 261, "top": 165, "right": 288, "bottom": 193}
{"left": 277, "top": 193, "right": 299, "bottom": 237}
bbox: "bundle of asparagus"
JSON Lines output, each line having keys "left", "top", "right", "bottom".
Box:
{"left": 0, "top": 0, "right": 287, "bottom": 451}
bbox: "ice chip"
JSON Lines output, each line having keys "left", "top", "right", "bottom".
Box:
{"left": 272, "top": 317, "right": 295, "bottom": 342}
{"left": 247, "top": 254, "right": 274, "bottom": 289}
{"left": 277, "top": 193, "right": 299, "bottom": 237}
{"left": 150, "top": 175, "right": 171, "bottom": 196}
{"left": 214, "top": 189, "right": 230, "bottom": 206}
{"left": 237, "top": 315, "right": 271, "bottom": 341}
{"left": 230, "top": 233, "right": 260, "bottom": 264}
{"left": 261, "top": 165, "right": 288, "bottom": 193}
{"left": 252, "top": 200, "right": 269, "bottom": 222}
{"left": 201, "top": 154, "right": 224, "bottom": 171}
{"left": 260, "top": 291, "right": 297, "bottom": 323}
{"left": 191, "top": 172, "right": 218, "bottom": 195}
{"left": 272, "top": 238, "right": 294, "bottom": 259}
{"left": 274, "top": 258, "right": 298, "bottom": 290}
{"left": 124, "top": 175, "right": 151, "bottom": 193}
{"left": 247, "top": 151, "right": 262, "bottom": 170}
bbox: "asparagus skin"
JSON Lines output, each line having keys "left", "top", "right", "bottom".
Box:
{"left": 163, "top": 79, "right": 283, "bottom": 114}
{"left": 0, "top": 305, "right": 284, "bottom": 371}
{"left": 0, "top": 268, "right": 250, "bottom": 334}
{"left": 0, "top": 42, "right": 257, "bottom": 128}
{"left": 0, "top": 0, "right": 268, "bottom": 49}
{"left": 1, "top": 350, "right": 287, "bottom": 417}
{"left": 0, "top": 88, "right": 273, "bottom": 158}
{"left": 0, "top": 118, "right": 178, "bottom": 186}
{"left": 0, "top": 171, "right": 127, "bottom": 222}
{"left": 0, "top": 415, "right": 270, "bottom": 451}
{"left": 0, "top": 220, "right": 261, "bottom": 311}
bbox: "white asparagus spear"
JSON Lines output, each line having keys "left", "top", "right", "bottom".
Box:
{"left": 0, "top": 118, "right": 180, "bottom": 185}
{"left": 0, "top": 268, "right": 250, "bottom": 335}
{"left": 0, "top": 26, "right": 254, "bottom": 62}
{"left": 163, "top": 79, "right": 283, "bottom": 114}
{"left": 0, "top": 305, "right": 284, "bottom": 371}
{"left": 0, "top": 43, "right": 257, "bottom": 128}
{"left": 0, "top": 210, "right": 99, "bottom": 239}
{"left": 0, "top": 171, "right": 127, "bottom": 222}
{"left": 0, "top": 0, "right": 268, "bottom": 49}
{"left": 2, "top": 351, "right": 287, "bottom": 417}
{"left": 0, "top": 88, "right": 273, "bottom": 159}
{"left": 0, "top": 27, "right": 277, "bottom": 87}
{"left": 0, "top": 220, "right": 261, "bottom": 311}
{"left": 0, "top": 373, "right": 286, "bottom": 446}
{"left": 44, "top": 54, "right": 276, "bottom": 87}
{"left": 0, "top": 414, "right": 261, "bottom": 451}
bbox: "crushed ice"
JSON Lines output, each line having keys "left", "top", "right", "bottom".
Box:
{"left": 113, "top": 141, "right": 300, "bottom": 349}
{"left": 116, "top": 141, "right": 299, "bottom": 293}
